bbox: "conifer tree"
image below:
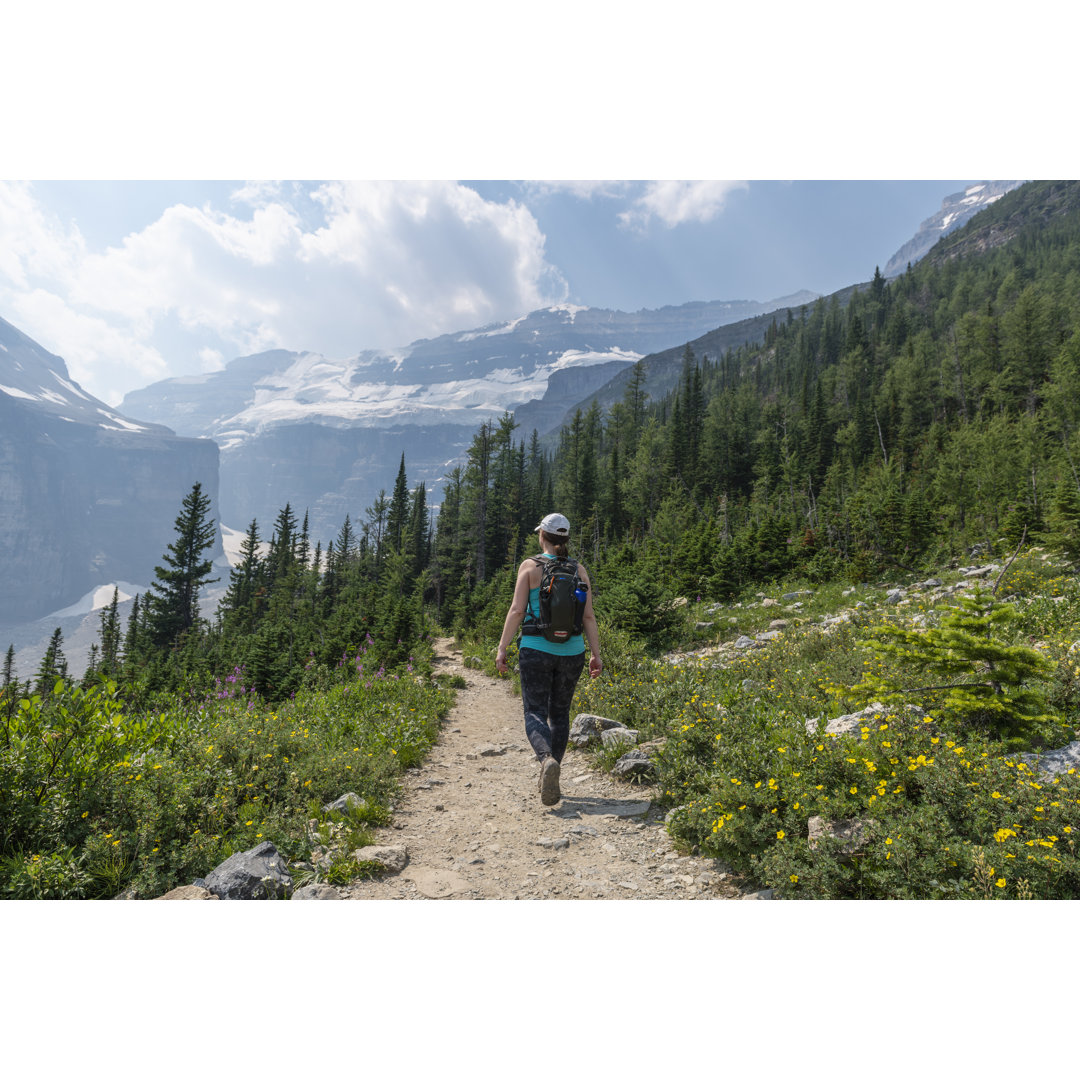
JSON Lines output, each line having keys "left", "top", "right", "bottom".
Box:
{"left": 387, "top": 454, "right": 410, "bottom": 552}
{"left": 35, "top": 628, "right": 68, "bottom": 692}
{"left": 147, "top": 481, "right": 219, "bottom": 648}
{"left": 98, "top": 588, "right": 122, "bottom": 676}
{"left": 848, "top": 588, "right": 1057, "bottom": 742}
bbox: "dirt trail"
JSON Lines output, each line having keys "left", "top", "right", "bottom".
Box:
{"left": 343, "top": 638, "right": 743, "bottom": 900}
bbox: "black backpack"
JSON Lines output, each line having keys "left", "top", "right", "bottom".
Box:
{"left": 522, "top": 555, "right": 587, "bottom": 643}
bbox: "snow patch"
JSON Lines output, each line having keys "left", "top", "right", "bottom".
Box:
{"left": 38, "top": 389, "right": 68, "bottom": 406}
{"left": 221, "top": 523, "right": 271, "bottom": 567}
{"left": 49, "top": 582, "right": 141, "bottom": 619}
{"left": 95, "top": 410, "right": 148, "bottom": 432}
{"left": 0, "top": 383, "right": 38, "bottom": 401}
{"left": 547, "top": 303, "right": 589, "bottom": 322}
{"left": 456, "top": 314, "right": 528, "bottom": 342}
{"left": 51, "top": 373, "right": 91, "bottom": 400}
{"left": 965, "top": 183, "right": 986, "bottom": 195}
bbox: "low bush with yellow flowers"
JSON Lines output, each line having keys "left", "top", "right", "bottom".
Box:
{"left": 573, "top": 556, "right": 1080, "bottom": 899}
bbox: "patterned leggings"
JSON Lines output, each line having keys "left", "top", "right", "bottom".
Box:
{"left": 518, "top": 647, "right": 586, "bottom": 763}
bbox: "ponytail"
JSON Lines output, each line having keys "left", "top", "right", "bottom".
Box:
{"left": 540, "top": 530, "right": 569, "bottom": 558}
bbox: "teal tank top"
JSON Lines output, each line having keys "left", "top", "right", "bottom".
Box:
{"left": 520, "top": 555, "right": 586, "bottom": 656}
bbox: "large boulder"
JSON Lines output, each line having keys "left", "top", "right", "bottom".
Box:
{"left": 569, "top": 713, "right": 630, "bottom": 747}
{"left": 203, "top": 841, "right": 293, "bottom": 900}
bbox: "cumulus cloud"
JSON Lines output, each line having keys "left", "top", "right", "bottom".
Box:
{"left": 0, "top": 180, "right": 567, "bottom": 404}
{"left": 618, "top": 180, "right": 748, "bottom": 229}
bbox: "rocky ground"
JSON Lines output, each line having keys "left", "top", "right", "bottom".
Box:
{"left": 334, "top": 639, "right": 749, "bottom": 901}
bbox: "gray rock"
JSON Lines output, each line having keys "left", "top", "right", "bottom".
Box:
{"left": 325, "top": 792, "right": 367, "bottom": 814}
{"left": 612, "top": 748, "right": 655, "bottom": 779}
{"left": 113, "top": 886, "right": 140, "bottom": 900}
{"left": 568, "top": 824, "right": 599, "bottom": 838}
{"left": 768, "top": 619, "right": 790, "bottom": 630}
{"left": 782, "top": 590, "right": 812, "bottom": 601}
{"left": 203, "top": 841, "right": 293, "bottom": 900}
{"left": 885, "top": 588, "right": 904, "bottom": 604}
{"left": 1018, "top": 740, "right": 1080, "bottom": 779}
{"left": 476, "top": 743, "right": 508, "bottom": 756}
{"left": 291, "top": 883, "right": 343, "bottom": 900}
{"left": 805, "top": 701, "right": 925, "bottom": 737}
{"left": 742, "top": 889, "right": 775, "bottom": 900}
{"left": 755, "top": 630, "right": 782, "bottom": 642}
{"left": 535, "top": 837, "right": 570, "bottom": 850}
{"left": 569, "top": 712, "right": 628, "bottom": 746}
{"left": 694, "top": 621, "right": 715, "bottom": 632}
{"left": 733, "top": 635, "right": 756, "bottom": 649}
{"left": 808, "top": 816, "right": 876, "bottom": 863}
{"left": 579, "top": 798, "right": 651, "bottom": 818}
{"left": 601, "top": 727, "right": 639, "bottom": 749}
{"left": 761, "top": 598, "right": 780, "bottom": 608}
{"left": 963, "top": 564, "right": 1001, "bottom": 579}
{"left": 353, "top": 844, "right": 409, "bottom": 874}
{"left": 153, "top": 885, "right": 218, "bottom": 900}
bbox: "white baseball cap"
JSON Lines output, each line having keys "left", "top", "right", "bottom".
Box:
{"left": 535, "top": 513, "right": 570, "bottom": 536}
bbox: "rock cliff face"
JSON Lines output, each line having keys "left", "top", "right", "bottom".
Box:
{"left": 883, "top": 181, "right": 1024, "bottom": 278}
{"left": 0, "top": 316, "right": 220, "bottom": 622}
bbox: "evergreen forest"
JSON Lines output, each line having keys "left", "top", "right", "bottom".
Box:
{"left": 4, "top": 179, "right": 1080, "bottom": 900}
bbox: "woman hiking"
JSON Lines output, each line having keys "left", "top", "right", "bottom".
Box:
{"left": 495, "top": 513, "right": 602, "bottom": 805}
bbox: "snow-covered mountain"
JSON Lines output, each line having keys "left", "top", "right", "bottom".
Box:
{"left": 0, "top": 315, "right": 220, "bottom": 622}
{"left": 883, "top": 181, "right": 1024, "bottom": 277}
{"left": 122, "top": 295, "right": 818, "bottom": 444}
{"left": 120, "top": 293, "right": 817, "bottom": 540}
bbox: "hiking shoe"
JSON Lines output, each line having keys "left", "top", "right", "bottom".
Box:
{"left": 540, "top": 756, "right": 561, "bottom": 805}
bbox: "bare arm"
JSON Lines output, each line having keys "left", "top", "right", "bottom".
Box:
{"left": 495, "top": 561, "right": 534, "bottom": 674}
{"left": 578, "top": 565, "right": 602, "bottom": 678}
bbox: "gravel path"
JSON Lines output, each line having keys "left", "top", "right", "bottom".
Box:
{"left": 342, "top": 638, "right": 743, "bottom": 900}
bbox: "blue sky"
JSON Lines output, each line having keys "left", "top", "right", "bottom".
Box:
{"left": 2, "top": 178, "right": 973, "bottom": 406}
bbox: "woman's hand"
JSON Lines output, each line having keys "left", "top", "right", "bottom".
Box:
{"left": 495, "top": 647, "right": 509, "bottom": 675}
{"left": 588, "top": 655, "right": 603, "bottom": 679}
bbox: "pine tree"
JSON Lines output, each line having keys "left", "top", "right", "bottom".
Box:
{"left": 35, "top": 627, "right": 68, "bottom": 692}
{"left": 387, "top": 454, "right": 410, "bottom": 552}
{"left": 147, "top": 481, "right": 219, "bottom": 648}
{"left": 1048, "top": 474, "right": 1080, "bottom": 560}
{"left": 98, "top": 588, "right": 122, "bottom": 676}
{"left": 848, "top": 588, "right": 1057, "bottom": 742}
{"left": 2, "top": 643, "right": 14, "bottom": 687}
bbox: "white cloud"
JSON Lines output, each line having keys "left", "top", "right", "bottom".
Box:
{"left": 198, "top": 347, "right": 225, "bottom": 372}
{"left": 522, "top": 180, "right": 632, "bottom": 201}
{"left": 619, "top": 180, "right": 748, "bottom": 229}
{"left": 0, "top": 181, "right": 567, "bottom": 404}
{"left": 9, "top": 287, "right": 169, "bottom": 402}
